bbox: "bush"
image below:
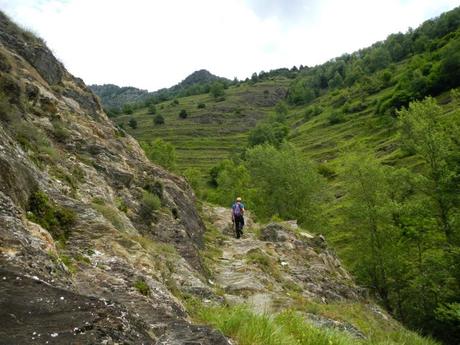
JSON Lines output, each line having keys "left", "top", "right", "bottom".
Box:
{"left": 128, "top": 118, "right": 137, "bottom": 129}
{"left": 52, "top": 120, "right": 70, "bottom": 143}
{"left": 328, "top": 111, "right": 346, "bottom": 125}
{"left": 27, "top": 190, "right": 76, "bottom": 242}
{"left": 179, "top": 109, "right": 188, "bottom": 119}
{"left": 141, "top": 139, "right": 177, "bottom": 170}
{"left": 154, "top": 114, "right": 165, "bottom": 125}
{"left": 317, "top": 163, "right": 336, "bottom": 179}
{"left": 134, "top": 279, "right": 150, "bottom": 296}
{"left": 304, "top": 105, "right": 323, "bottom": 120}
{"left": 140, "top": 191, "right": 161, "bottom": 221}
{"left": 143, "top": 180, "right": 164, "bottom": 199}
{"left": 148, "top": 103, "right": 157, "bottom": 115}
{"left": 210, "top": 81, "right": 225, "bottom": 99}
{"left": 197, "top": 102, "right": 206, "bottom": 109}
{"left": 123, "top": 104, "right": 134, "bottom": 115}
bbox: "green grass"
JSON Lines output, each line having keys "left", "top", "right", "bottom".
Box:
{"left": 134, "top": 278, "right": 150, "bottom": 296}
{"left": 189, "top": 302, "right": 439, "bottom": 345}
{"left": 116, "top": 79, "right": 291, "bottom": 175}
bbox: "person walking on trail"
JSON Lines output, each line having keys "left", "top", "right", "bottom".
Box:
{"left": 231, "top": 197, "right": 245, "bottom": 239}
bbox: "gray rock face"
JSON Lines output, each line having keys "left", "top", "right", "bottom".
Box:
{"left": 0, "top": 269, "right": 153, "bottom": 345}
{"left": 0, "top": 12, "right": 231, "bottom": 345}
{"left": 260, "top": 223, "right": 289, "bottom": 242}
{"left": 206, "top": 206, "right": 366, "bottom": 315}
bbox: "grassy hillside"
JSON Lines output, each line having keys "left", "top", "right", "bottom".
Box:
{"left": 115, "top": 78, "right": 290, "bottom": 173}
{"left": 110, "top": 7, "right": 460, "bottom": 345}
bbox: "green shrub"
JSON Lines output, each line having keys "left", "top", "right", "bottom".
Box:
{"left": 179, "top": 109, "right": 188, "bottom": 119}
{"left": 52, "top": 120, "right": 70, "bottom": 143}
{"left": 317, "top": 163, "right": 336, "bottom": 179}
{"left": 148, "top": 103, "right": 157, "bottom": 115}
{"left": 197, "top": 102, "right": 206, "bottom": 109}
{"left": 134, "top": 279, "right": 150, "bottom": 296}
{"left": 328, "top": 111, "right": 346, "bottom": 125}
{"left": 13, "top": 121, "right": 49, "bottom": 151}
{"left": 140, "top": 191, "right": 161, "bottom": 221}
{"left": 154, "top": 114, "right": 165, "bottom": 125}
{"left": 144, "top": 180, "right": 164, "bottom": 198}
{"left": 27, "top": 190, "right": 76, "bottom": 242}
{"left": 128, "top": 118, "right": 137, "bottom": 129}
{"left": 304, "top": 105, "right": 323, "bottom": 120}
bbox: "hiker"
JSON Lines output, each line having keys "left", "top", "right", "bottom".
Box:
{"left": 231, "top": 197, "right": 245, "bottom": 239}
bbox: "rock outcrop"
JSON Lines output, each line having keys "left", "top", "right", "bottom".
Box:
{"left": 0, "top": 12, "right": 228, "bottom": 345}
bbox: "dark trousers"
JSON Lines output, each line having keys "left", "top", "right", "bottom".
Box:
{"left": 234, "top": 215, "right": 244, "bottom": 238}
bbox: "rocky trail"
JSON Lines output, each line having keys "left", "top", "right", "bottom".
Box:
{"left": 202, "top": 205, "right": 366, "bottom": 320}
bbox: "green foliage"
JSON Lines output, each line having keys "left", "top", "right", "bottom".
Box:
{"left": 183, "top": 167, "right": 204, "bottom": 197}
{"left": 27, "top": 190, "right": 76, "bottom": 243}
{"left": 274, "top": 101, "right": 288, "bottom": 120}
{"left": 208, "top": 159, "right": 250, "bottom": 206}
{"left": 190, "top": 303, "right": 439, "bottom": 345}
{"left": 128, "top": 118, "right": 137, "bottom": 129}
{"left": 328, "top": 111, "right": 346, "bottom": 125}
{"left": 142, "top": 139, "right": 177, "bottom": 170}
{"left": 304, "top": 105, "right": 323, "bottom": 120}
{"left": 140, "top": 191, "right": 161, "bottom": 222}
{"left": 51, "top": 120, "right": 71, "bottom": 143}
{"left": 244, "top": 144, "right": 327, "bottom": 227}
{"left": 339, "top": 99, "right": 460, "bottom": 342}
{"left": 134, "top": 279, "right": 150, "bottom": 296}
{"left": 123, "top": 103, "right": 134, "bottom": 115}
{"left": 210, "top": 81, "right": 225, "bottom": 99}
{"left": 197, "top": 102, "right": 206, "bottom": 109}
{"left": 248, "top": 122, "right": 289, "bottom": 148}
{"left": 397, "top": 97, "right": 459, "bottom": 243}
{"left": 154, "top": 114, "right": 165, "bottom": 125}
{"left": 179, "top": 109, "right": 188, "bottom": 119}
{"left": 148, "top": 103, "right": 157, "bottom": 115}
{"left": 143, "top": 180, "right": 164, "bottom": 199}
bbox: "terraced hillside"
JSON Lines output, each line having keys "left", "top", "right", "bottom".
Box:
{"left": 115, "top": 79, "right": 290, "bottom": 172}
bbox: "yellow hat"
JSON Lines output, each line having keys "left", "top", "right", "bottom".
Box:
{"left": 236, "top": 197, "right": 242, "bottom": 201}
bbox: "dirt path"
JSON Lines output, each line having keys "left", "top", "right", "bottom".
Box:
{"left": 204, "top": 206, "right": 288, "bottom": 313}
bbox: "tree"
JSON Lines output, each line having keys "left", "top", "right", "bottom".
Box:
{"left": 123, "top": 103, "right": 134, "bottom": 115}
{"left": 340, "top": 151, "right": 402, "bottom": 309}
{"left": 274, "top": 101, "right": 288, "bottom": 122}
{"left": 248, "top": 122, "right": 289, "bottom": 148}
{"left": 398, "top": 97, "right": 459, "bottom": 243}
{"left": 244, "top": 144, "right": 326, "bottom": 228}
{"left": 209, "top": 159, "right": 250, "bottom": 206}
{"left": 179, "top": 109, "right": 188, "bottom": 119}
{"left": 210, "top": 81, "right": 225, "bottom": 99}
{"left": 154, "top": 114, "right": 165, "bottom": 125}
{"left": 128, "top": 118, "right": 137, "bottom": 129}
{"left": 148, "top": 103, "right": 157, "bottom": 115}
{"left": 142, "top": 139, "right": 177, "bottom": 170}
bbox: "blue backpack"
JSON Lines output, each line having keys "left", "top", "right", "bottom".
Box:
{"left": 233, "top": 203, "right": 243, "bottom": 217}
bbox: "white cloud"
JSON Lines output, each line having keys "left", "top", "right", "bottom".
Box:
{"left": 0, "top": 0, "right": 458, "bottom": 90}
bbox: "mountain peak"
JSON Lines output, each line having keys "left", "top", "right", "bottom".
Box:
{"left": 177, "top": 69, "right": 228, "bottom": 89}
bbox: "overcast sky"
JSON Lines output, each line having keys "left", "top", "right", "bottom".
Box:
{"left": 1, "top": 0, "right": 458, "bottom": 91}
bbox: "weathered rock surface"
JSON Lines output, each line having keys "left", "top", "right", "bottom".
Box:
{"left": 0, "top": 12, "right": 230, "bottom": 345}
{"left": 203, "top": 205, "right": 369, "bottom": 339}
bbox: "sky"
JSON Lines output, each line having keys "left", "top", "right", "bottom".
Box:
{"left": 1, "top": 0, "right": 458, "bottom": 91}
